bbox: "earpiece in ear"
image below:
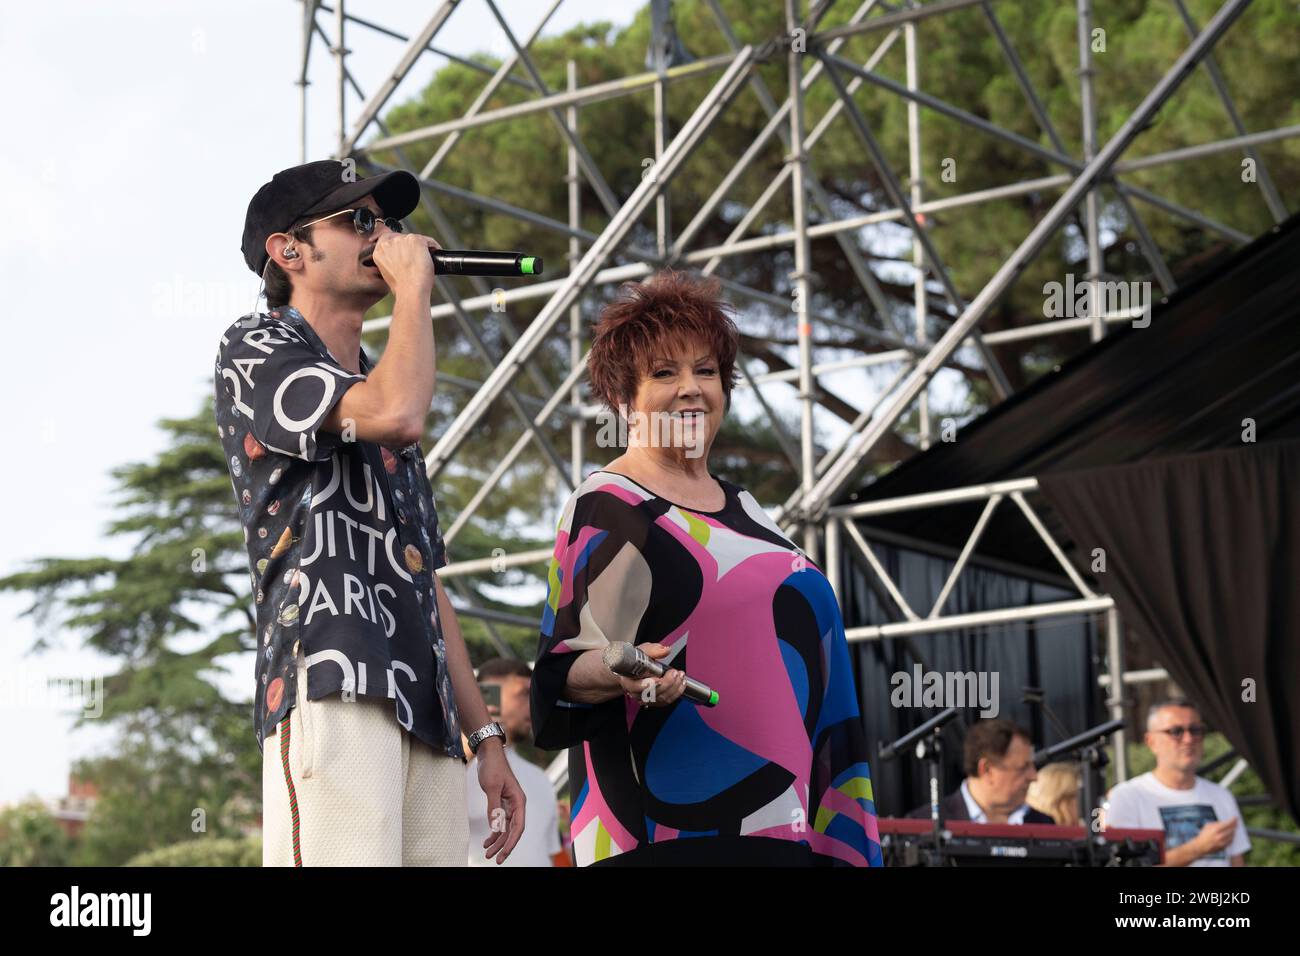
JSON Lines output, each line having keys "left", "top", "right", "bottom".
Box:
{"left": 283, "top": 246, "right": 299, "bottom": 260}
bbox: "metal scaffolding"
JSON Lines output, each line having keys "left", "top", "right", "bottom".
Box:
{"left": 295, "top": 0, "right": 1296, "bottom": 785}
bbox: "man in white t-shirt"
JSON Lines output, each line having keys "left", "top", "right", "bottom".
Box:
{"left": 1104, "top": 699, "right": 1250, "bottom": 867}
{"left": 465, "top": 659, "right": 566, "bottom": 867}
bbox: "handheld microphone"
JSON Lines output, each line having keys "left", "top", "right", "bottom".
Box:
{"left": 362, "top": 249, "right": 543, "bottom": 277}
{"left": 602, "top": 641, "right": 719, "bottom": 707}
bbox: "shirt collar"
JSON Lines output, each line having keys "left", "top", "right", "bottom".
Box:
{"left": 960, "top": 778, "right": 986, "bottom": 822}
{"left": 961, "top": 778, "right": 1031, "bottom": 824}
{"left": 273, "top": 305, "right": 369, "bottom": 372}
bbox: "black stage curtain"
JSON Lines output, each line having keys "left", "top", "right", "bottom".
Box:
{"left": 839, "top": 541, "right": 1104, "bottom": 819}
{"left": 1039, "top": 439, "right": 1300, "bottom": 823}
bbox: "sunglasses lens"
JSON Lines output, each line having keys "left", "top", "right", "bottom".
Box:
{"left": 385, "top": 218, "right": 404, "bottom": 233}
{"left": 354, "top": 208, "right": 376, "bottom": 235}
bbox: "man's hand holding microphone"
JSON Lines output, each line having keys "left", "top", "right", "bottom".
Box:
{"left": 370, "top": 229, "right": 441, "bottom": 299}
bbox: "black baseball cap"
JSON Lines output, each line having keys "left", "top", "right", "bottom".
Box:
{"left": 241, "top": 160, "right": 420, "bottom": 276}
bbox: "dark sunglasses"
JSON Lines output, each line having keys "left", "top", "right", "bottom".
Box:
{"left": 298, "top": 207, "right": 404, "bottom": 236}
{"left": 1155, "top": 724, "right": 1208, "bottom": 740}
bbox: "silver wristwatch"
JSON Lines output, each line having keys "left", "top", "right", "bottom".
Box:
{"left": 466, "top": 721, "right": 505, "bottom": 755}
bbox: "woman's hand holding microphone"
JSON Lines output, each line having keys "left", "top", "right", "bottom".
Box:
{"left": 612, "top": 642, "right": 687, "bottom": 708}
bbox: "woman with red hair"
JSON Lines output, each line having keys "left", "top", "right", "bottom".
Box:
{"left": 530, "top": 271, "right": 882, "bottom": 867}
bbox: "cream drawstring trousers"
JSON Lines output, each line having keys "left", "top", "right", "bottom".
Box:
{"left": 262, "top": 650, "right": 468, "bottom": 866}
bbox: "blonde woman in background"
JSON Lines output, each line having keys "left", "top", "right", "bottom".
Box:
{"left": 1028, "top": 763, "right": 1083, "bottom": 826}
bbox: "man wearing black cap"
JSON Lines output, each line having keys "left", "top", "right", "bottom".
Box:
{"left": 215, "top": 160, "right": 525, "bottom": 866}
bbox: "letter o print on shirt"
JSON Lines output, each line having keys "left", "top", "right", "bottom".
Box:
{"left": 273, "top": 366, "right": 338, "bottom": 433}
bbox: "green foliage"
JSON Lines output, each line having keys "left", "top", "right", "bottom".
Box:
{"left": 0, "top": 801, "right": 74, "bottom": 866}
{"left": 68, "top": 713, "right": 261, "bottom": 866}
{"left": 0, "top": 405, "right": 263, "bottom": 865}
{"left": 364, "top": 0, "right": 1297, "bottom": 494}
{"left": 124, "top": 836, "right": 261, "bottom": 867}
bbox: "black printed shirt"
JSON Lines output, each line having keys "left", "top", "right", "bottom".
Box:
{"left": 213, "top": 305, "right": 464, "bottom": 761}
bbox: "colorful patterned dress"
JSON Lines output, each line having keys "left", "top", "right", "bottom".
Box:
{"left": 531, "top": 470, "right": 884, "bottom": 866}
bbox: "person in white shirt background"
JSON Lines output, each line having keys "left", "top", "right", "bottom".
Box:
{"left": 1103, "top": 699, "right": 1250, "bottom": 867}
{"left": 464, "top": 658, "right": 568, "bottom": 867}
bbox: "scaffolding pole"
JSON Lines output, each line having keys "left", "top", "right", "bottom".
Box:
{"left": 802, "top": 0, "right": 1255, "bottom": 518}
{"left": 290, "top": 0, "right": 1285, "bottom": 739}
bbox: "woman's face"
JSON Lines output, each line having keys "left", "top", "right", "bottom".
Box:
{"left": 627, "top": 337, "right": 725, "bottom": 462}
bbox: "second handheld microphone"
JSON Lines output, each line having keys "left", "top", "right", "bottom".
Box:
{"left": 602, "top": 641, "right": 719, "bottom": 707}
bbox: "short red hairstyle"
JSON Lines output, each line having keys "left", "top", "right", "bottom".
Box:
{"left": 587, "top": 270, "right": 740, "bottom": 412}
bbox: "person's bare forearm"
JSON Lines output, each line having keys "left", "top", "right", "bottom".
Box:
{"left": 563, "top": 648, "right": 622, "bottom": 704}
{"left": 368, "top": 281, "right": 436, "bottom": 434}
{"left": 1163, "top": 841, "right": 1204, "bottom": 866}
{"left": 433, "top": 574, "right": 497, "bottom": 749}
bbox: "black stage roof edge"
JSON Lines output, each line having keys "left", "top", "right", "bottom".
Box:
{"left": 840, "top": 212, "right": 1300, "bottom": 575}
